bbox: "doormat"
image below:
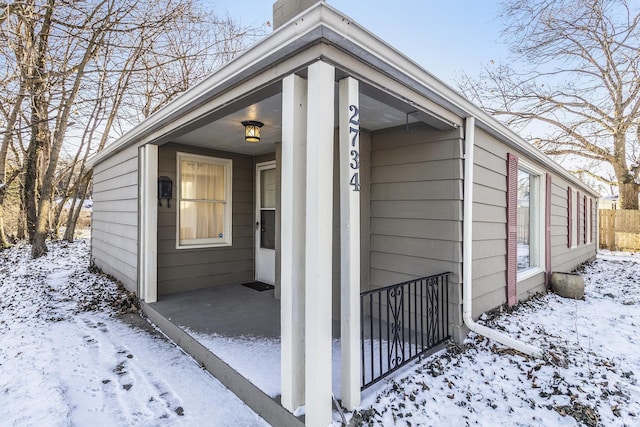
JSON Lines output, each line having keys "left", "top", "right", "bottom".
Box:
{"left": 241, "top": 281, "right": 275, "bottom": 292}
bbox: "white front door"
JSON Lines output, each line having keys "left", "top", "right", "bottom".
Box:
{"left": 255, "top": 161, "right": 276, "bottom": 284}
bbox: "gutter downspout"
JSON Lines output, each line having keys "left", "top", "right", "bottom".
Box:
{"left": 463, "top": 116, "right": 543, "bottom": 358}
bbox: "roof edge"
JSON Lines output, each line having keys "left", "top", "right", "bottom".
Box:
{"left": 88, "top": 2, "right": 599, "bottom": 197}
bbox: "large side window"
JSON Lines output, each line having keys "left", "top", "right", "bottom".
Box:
{"left": 517, "top": 168, "right": 541, "bottom": 272}
{"left": 176, "top": 152, "right": 232, "bottom": 249}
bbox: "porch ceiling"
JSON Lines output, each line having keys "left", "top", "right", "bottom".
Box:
{"left": 169, "top": 88, "right": 423, "bottom": 155}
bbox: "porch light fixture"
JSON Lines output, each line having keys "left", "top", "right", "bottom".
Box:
{"left": 242, "top": 120, "right": 263, "bottom": 143}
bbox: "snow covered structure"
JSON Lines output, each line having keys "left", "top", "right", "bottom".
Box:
{"left": 88, "top": 1, "right": 599, "bottom": 425}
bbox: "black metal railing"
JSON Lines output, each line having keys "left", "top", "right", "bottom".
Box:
{"left": 360, "top": 272, "right": 450, "bottom": 390}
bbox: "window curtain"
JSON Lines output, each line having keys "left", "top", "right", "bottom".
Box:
{"left": 180, "top": 160, "right": 225, "bottom": 240}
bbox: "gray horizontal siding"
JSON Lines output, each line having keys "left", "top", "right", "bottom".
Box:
{"left": 472, "top": 286, "right": 505, "bottom": 317}
{"left": 369, "top": 124, "right": 463, "bottom": 330}
{"left": 517, "top": 271, "right": 546, "bottom": 301}
{"left": 472, "top": 129, "right": 508, "bottom": 316}
{"left": 370, "top": 200, "right": 460, "bottom": 220}
{"left": 91, "top": 144, "right": 139, "bottom": 292}
{"left": 549, "top": 176, "right": 597, "bottom": 273}
{"left": 156, "top": 143, "right": 262, "bottom": 295}
{"left": 471, "top": 128, "right": 597, "bottom": 317}
{"left": 371, "top": 159, "right": 462, "bottom": 182}
{"left": 91, "top": 244, "right": 137, "bottom": 286}
{"left": 93, "top": 156, "right": 137, "bottom": 183}
{"left": 371, "top": 180, "right": 462, "bottom": 201}
{"left": 92, "top": 210, "right": 137, "bottom": 226}
{"left": 370, "top": 235, "right": 459, "bottom": 262}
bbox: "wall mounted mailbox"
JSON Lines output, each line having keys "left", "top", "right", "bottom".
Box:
{"left": 158, "top": 176, "right": 172, "bottom": 207}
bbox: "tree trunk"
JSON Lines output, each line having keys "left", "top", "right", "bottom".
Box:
{"left": 27, "top": 0, "right": 55, "bottom": 257}
{"left": 619, "top": 181, "right": 639, "bottom": 210}
{"left": 31, "top": 201, "right": 49, "bottom": 257}
{"left": 64, "top": 172, "right": 91, "bottom": 243}
{"left": 24, "top": 108, "right": 48, "bottom": 244}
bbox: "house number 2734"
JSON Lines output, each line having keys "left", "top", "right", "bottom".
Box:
{"left": 348, "top": 104, "right": 360, "bottom": 192}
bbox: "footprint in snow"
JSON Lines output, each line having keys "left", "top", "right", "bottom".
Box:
{"left": 113, "top": 361, "right": 127, "bottom": 376}
{"left": 116, "top": 348, "right": 134, "bottom": 359}
{"left": 83, "top": 335, "right": 99, "bottom": 348}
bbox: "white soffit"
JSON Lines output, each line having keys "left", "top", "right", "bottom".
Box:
{"left": 169, "top": 91, "right": 420, "bottom": 155}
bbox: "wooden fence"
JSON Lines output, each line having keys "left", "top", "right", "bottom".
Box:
{"left": 599, "top": 209, "right": 640, "bottom": 251}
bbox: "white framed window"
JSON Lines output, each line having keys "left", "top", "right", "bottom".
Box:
{"left": 517, "top": 160, "right": 545, "bottom": 281}
{"left": 176, "top": 152, "right": 232, "bottom": 249}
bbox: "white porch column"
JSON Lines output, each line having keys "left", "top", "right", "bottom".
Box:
{"left": 305, "top": 60, "right": 335, "bottom": 427}
{"left": 280, "top": 74, "right": 308, "bottom": 412}
{"left": 339, "top": 77, "right": 361, "bottom": 409}
{"left": 138, "top": 144, "right": 158, "bottom": 303}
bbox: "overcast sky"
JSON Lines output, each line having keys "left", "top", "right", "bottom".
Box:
{"left": 213, "top": 0, "right": 510, "bottom": 85}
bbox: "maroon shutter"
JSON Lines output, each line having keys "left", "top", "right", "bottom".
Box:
{"left": 545, "top": 174, "right": 552, "bottom": 289}
{"left": 506, "top": 153, "right": 518, "bottom": 306}
{"left": 590, "top": 198, "right": 594, "bottom": 243}
{"left": 576, "top": 191, "right": 581, "bottom": 246}
{"left": 567, "top": 187, "right": 572, "bottom": 248}
{"left": 583, "top": 195, "right": 587, "bottom": 244}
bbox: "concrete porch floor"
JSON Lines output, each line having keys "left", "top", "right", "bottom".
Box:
{"left": 142, "top": 283, "right": 305, "bottom": 427}
{"left": 149, "top": 283, "right": 282, "bottom": 338}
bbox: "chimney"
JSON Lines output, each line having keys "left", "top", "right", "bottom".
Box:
{"left": 272, "top": 0, "right": 324, "bottom": 30}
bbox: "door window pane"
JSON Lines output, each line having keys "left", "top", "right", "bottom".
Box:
{"left": 260, "top": 168, "right": 276, "bottom": 209}
{"left": 260, "top": 210, "right": 275, "bottom": 249}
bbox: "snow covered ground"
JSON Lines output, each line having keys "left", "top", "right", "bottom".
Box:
{"left": 2, "top": 238, "right": 639, "bottom": 427}
{"left": 350, "top": 253, "right": 640, "bottom": 426}
{"left": 0, "top": 240, "right": 268, "bottom": 426}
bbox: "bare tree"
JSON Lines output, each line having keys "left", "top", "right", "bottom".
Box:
{"left": 459, "top": 0, "right": 640, "bottom": 208}
{"left": 0, "top": 0, "right": 262, "bottom": 255}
